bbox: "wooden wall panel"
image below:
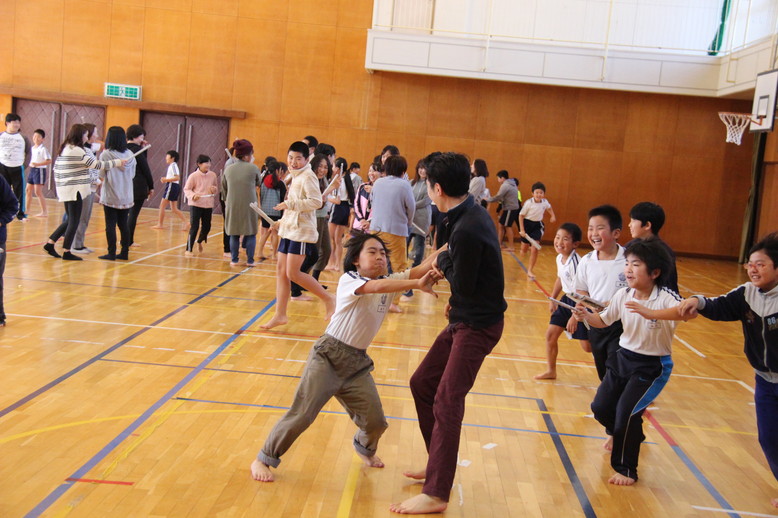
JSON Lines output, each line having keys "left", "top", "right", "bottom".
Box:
{"left": 757, "top": 165, "right": 778, "bottom": 239}
{"left": 105, "top": 106, "right": 141, "bottom": 133}
{"left": 238, "top": 0, "right": 288, "bottom": 21}
{"left": 425, "top": 77, "right": 479, "bottom": 140}
{"left": 329, "top": 28, "right": 373, "bottom": 128}
{"left": 141, "top": 8, "right": 191, "bottom": 104}
{"left": 474, "top": 81, "right": 528, "bottom": 144}
{"left": 232, "top": 18, "right": 286, "bottom": 121}
{"left": 574, "top": 89, "right": 628, "bottom": 152}
{"left": 624, "top": 94, "right": 680, "bottom": 154}
{"left": 193, "top": 0, "right": 238, "bottom": 14}
{"left": 186, "top": 13, "right": 237, "bottom": 109}
{"left": 0, "top": 95, "right": 13, "bottom": 117}
{"left": 522, "top": 145, "right": 574, "bottom": 234}
{"left": 565, "top": 149, "right": 623, "bottom": 235}
{"left": 336, "top": 0, "right": 375, "bottom": 28}
{"left": 524, "top": 84, "right": 578, "bottom": 148}
{"left": 0, "top": 2, "right": 14, "bottom": 85}
{"left": 617, "top": 152, "right": 675, "bottom": 242}
{"left": 13, "top": 0, "right": 64, "bottom": 91}
{"left": 107, "top": 5, "right": 146, "bottom": 86}
{"left": 62, "top": 1, "right": 111, "bottom": 96}
{"left": 376, "top": 73, "right": 431, "bottom": 135}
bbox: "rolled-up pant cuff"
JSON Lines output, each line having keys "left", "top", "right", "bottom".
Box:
{"left": 258, "top": 450, "right": 280, "bottom": 468}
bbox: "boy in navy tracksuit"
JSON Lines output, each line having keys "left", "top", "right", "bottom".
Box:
{"left": 0, "top": 174, "right": 20, "bottom": 326}
{"left": 678, "top": 232, "right": 778, "bottom": 508}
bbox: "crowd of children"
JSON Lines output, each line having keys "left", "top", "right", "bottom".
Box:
{"left": 0, "top": 110, "right": 776, "bottom": 511}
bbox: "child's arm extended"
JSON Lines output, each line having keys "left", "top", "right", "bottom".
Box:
{"left": 572, "top": 305, "right": 607, "bottom": 328}
{"left": 408, "top": 244, "right": 447, "bottom": 280}
{"left": 546, "top": 204, "right": 557, "bottom": 223}
{"left": 624, "top": 301, "right": 697, "bottom": 321}
{"left": 356, "top": 269, "right": 440, "bottom": 297}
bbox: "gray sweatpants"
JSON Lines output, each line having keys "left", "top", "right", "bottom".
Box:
{"left": 73, "top": 192, "right": 95, "bottom": 250}
{"left": 258, "top": 334, "right": 388, "bottom": 468}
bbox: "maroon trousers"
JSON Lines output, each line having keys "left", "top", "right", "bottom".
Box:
{"left": 409, "top": 319, "right": 504, "bottom": 501}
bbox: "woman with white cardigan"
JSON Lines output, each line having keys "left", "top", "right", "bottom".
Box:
{"left": 43, "top": 124, "right": 127, "bottom": 261}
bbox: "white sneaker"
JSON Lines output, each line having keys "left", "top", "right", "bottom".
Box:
{"left": 71, "top": 247, "right": 92, "bottom": 254}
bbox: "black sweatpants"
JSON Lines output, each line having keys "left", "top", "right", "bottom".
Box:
{"left": 588, "top": 320, "right": 623, "bottom": 381}
{"left": 187, "top": 206, "right": 213, "bottom": 252}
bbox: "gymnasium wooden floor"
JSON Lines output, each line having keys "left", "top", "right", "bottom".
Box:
{"left": 0, "top": 204, "right": 775, "bottom": 518}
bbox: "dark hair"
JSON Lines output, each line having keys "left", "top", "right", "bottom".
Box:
{"left": 625, "top": 238, "right": 673, "bottom": 289}
{"left": 531, "top": 182, "right": 546, "bottom": 192}
{"left": 411, "top": 159, "right": 426, "bottom": 186}
{"left": 303, "top": 135, "right": 318, "bottom": 149}
{"left": 83, "top": 123, "right": 96, "bottom": 140}
{"left": 424, "top": 152, "right": 470, "bottom": 197}
{"left": 288, "top": 141, "right": 309, "bottom": 159}
{"left": 383, "top": 155, "right": 407, "bottom": 178}
{"left": 33, "top": 128, "right": 45, "bottom": 138}
{"left": 372, "top": 155, "right": 383, "bottom": 174}
{"left": 473, "top": 158, "right": 489, "bottom": 178}
{"left": 629, "top": 201, "right": 666, "bottom": 236}
{"left": 264, "top": 160, "right": 283, "bottom": 189}
{"left": 315, "top": 143, "right": 336, "bottom": 157}
{"left": 496, "top": 170, "right": 509, "bottom": 179}
{"left": 748, "top": 232, "right": 778, "bottom": 266}
{"left": 5, "top": 113, "right": 20, "bottom": 123}
{"left": 588, "top": 204, "right": 622, "bottom": 230}
{"left": 60, "top": 123, "right": 88, "bottom": 152}
{"left": 349, "top": 162, "right": 360, "bottom": 171}
{"left": 196, "top": 154, "right": 211, "bottom": 165}
{"left": 279, "top": 162, "right": 288, "bottom": 173}
{"left": 558, "top": 222, "right": 582, "bottom": 242}
{"left": 381, "top": 144, "right": 400, "bottom": 156}
{"left": 126, "top": 124, "right": 145, "bottom": 141}
{"left": 343, "top": 233, "right": 389, "bottom": 273}
{"left": 166, "top": 150, "right": 180, "bottom": 162}
{"left": 310, "top": 153, "right": 332, "bottom": 181}
{"left": 104, "top": 126, "right": 128, "bottom": 152}
{"left": 335, "top": 157, "right": 355, "bottom": 203}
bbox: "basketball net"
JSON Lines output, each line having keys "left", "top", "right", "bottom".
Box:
{"left": 718, "top": 112, "right": 762, "bottom": 145}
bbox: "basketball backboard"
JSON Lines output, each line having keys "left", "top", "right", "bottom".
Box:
{"left": 751, "top": 69, "right": 778, "bottom": 132}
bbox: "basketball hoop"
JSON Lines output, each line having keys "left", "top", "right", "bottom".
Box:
{"left": 718, "top": 112, "right": 764, "bottom": 145}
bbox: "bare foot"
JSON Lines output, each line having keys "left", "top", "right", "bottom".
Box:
{"left": 389, "top": 303, "right": 403, "bottom": 313}
{"left": 608, "top": 473, "right": 636, "bottom": 486}
{"left": 181, "top": 224, "right": 190, "bottom": 232}
{"left": 151, "top": 225, "right": 164, "bottom": 229}
{"left": 291, "top": 294, "right": 314, "bottom": 301}
{"left": 356, "top": 451, "right": 385, "bottom": 468}
{"left": 250, "top": 459, "right": 275, "bottom": 482}
{"left": 229, "top": 261, "right": 240, "bottom": 266}
{"left": 223, "top": 252, "right": 231, "bottom": 258}
{"left": 324, "top": 264, "right": 339, "bottom": 271}
{"left": 261, "top": 314, "right": 288, "bottom": 330}
{"left": 771, "top": 497, "right": 778, "bottom": 508}
{"left": 402, "top": 470, "right": 426, "bottom": 480}
{"left": 324, "top": 295, "right": 336, "bottom": 321}
{"left": 526, "top": 271, "right": 536, "bottom": 281}
{"left": 35, "top": 212, "right": 47, "bottom": 218}
{"left": 390, "top": 494, "right": 447, "bottom": 514}
{"left": 184, "top": 251, "right": 194, "bottom": 257}
{"left": 130, "top": 242, "right": 141, "bottom": 248}
{"left": 198, "top": 242, "right": 204, "bottom": 253}
{"left": 603, "top": 436, "right": 613, "bottom": 452}
{"left": 534, "top": 370, "right": 557, "bottom": 380}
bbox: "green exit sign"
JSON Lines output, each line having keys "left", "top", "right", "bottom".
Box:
{"left": 104, "top": 83, "right": 142, "bottom": 101}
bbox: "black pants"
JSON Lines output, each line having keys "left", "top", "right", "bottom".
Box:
{"left": 219, "top": 197, "right": 229, "bottom": 253}
{"left": 104, "top": 206, "right": 130, "bottom": 255}
{"left": 188, "top": 206, "right": 213, "bottom": 252}
{"left": 588, "top": 320, "right": 623, "bottom": 381}
{"left": 49, "top": 193, "right": 83, "bottom": 250}
{"left": 0, "top": 164, "right": 25, "bottom": 219}
{"left": 591, "top": 347, "right": 672, "bottom": 481}
{"left": 128, "top": 197, "right": 145, "bottom": 245}
{"left": 0, "top": 242, "right": 6, "bottom": 320}
{"left": 291, "top": 245, "right": 319, "bottom": 297}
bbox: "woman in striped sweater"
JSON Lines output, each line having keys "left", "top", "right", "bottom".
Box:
{"left": 43, "top": 124, "right": 127, "bottom": 261}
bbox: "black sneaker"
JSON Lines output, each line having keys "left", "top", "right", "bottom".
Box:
{"left": 43, "top": 243, "right": 61, "bottom": 258}
{"left": 62, "top": 251, "right": 83, "bottom": 261}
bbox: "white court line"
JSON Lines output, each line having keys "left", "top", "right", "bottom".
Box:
{"left": 692, "top": 505, "right": 777, "bottom": 517}
{"left": 674, "top": 335, "right": 706, "bottom": 358}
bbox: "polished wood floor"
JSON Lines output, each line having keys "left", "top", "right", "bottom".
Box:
{"left": 0, "top": 204, "right": 775, "bottom": 518}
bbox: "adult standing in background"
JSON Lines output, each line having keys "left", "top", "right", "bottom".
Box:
{"left": 469, "top": 158, "right": 489, "bottom": 208}
{"left": 401, "top": 160, "right": 432, "bottom": 301}
{"left": 71, "top": 123, "right": 102, "bottom": 254}
{"left": 98, "top": 126, "right": 136, "bottom": 261}
{"left": 126, "top": 124, "right": 154, "bottom": 248}
{"left": 222, "top": 139, "right": 261, "bottom": 266}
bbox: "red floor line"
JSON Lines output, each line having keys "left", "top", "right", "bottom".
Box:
{"left": 644, "top": 410, "right": 679, "bottom": 447}
{"left": 65, "top": 478, "right": 134, "bottom": 486}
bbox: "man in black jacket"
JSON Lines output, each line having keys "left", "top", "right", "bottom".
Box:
{"left": 391, "top": 152, "right": 507, "bottom": 515}
{"left": 126, "top": 124, "right": 154, "bottom": 247}
{"left": 0, "top": 174, "right": 19, "bottom": 326}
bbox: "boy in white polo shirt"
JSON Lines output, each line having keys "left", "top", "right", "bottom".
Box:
{"left": 574, "top": 238, "right": 689, "bottom": 486}
{"left": 575, "top": 204, "right": 628, "bottom": 381}
{"left": 250, "top": 233, "right": 445, "bottom": 482}
{"left": 0, "top": 113, "right": 31, "bottom": 220}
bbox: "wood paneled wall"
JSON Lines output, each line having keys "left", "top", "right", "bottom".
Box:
{"left": 0, "top": 1, "right": 758, "bottom": 257}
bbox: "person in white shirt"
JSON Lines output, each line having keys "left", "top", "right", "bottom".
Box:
{"left": 26, "top": 129, "right": 51, "bottom": 217}
{"left": 0, "top": 113, "right": 31, "bottom": 220}
{"left": 250, "top": 233, "right": 445, "bottom": 482}
{"left": 518, "top": 181, "right": 557, "bottom": 280}
{"left": 574, "top": 238, "right": 690, "bottom": 487}
{"left": 152, "top": 150, "right": 188, "bottom": 230}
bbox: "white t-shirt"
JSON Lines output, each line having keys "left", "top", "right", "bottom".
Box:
{"left": 557, "top": 251, "right": 582, "bottom": 294}
{"left": 325, "top": 270, "right": 411, "bottom": 349}
{"left": 0, "top": 132, "right": 26, "bottom": 167}
{"left": 166, "top": 162, "right": 180, "bottom": 184}
{"left": 519, "top": 198, "right": 551, "bottom": 221}
{"left": 575, "top": 245, "right": 627, "bottom": 303}
{"left": 31, "top": 144, "right": 51, "bottom": 169}
{"left": 599, "top": 286, "right": 682, "bottom": 356}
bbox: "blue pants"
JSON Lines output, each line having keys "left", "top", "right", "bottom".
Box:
{"left": 230, "top": 234, "right": 255, "bottom": 264}
{"left": 755, "top": 374, "right": 778, "bottom": 480}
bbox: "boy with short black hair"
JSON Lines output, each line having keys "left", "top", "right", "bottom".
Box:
{"left": 518, "top": 181, "right": 556, "bottom": 280}
{"left": 575, "top": 204, "right": 627, "bottom": 381}
{"left": 627, "top": 201, "right": 679, "bottom": 294}
{"left": 152, "top": 150, "right": 187, "bottom": 230}
{"left": 574, "top": 238, "right": 688, "bottom": 486}
{"left": 0, "top": 113, "right": 30, "bottom": 220}
{"left": 535, "top": 222, "right": 591, "bottom": 380}
{"left": 26, "top": 128, "right": 51, "bottom": 217}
